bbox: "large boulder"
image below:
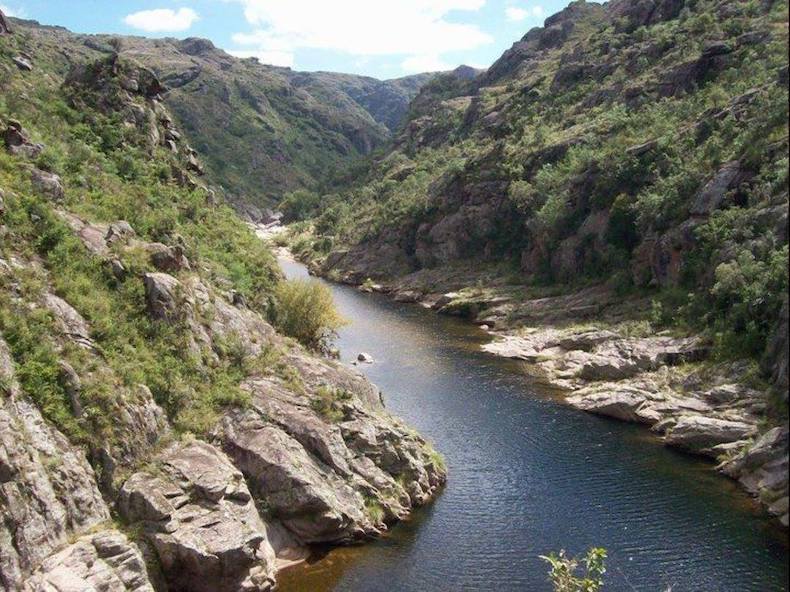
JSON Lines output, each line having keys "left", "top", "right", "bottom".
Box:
{"left": 142, "top": 272, "right": 185, "bottom": 321}
{"left": 118, "top": 440, "right": 277, "bottom": 592}
{"left": 3, "top": 120, "right": 43, "bottom": 159}
{"left": 665, "top": 416, "right": 756, "bottom": 451}
{"left": 21, "top": 531, "right": 154, "bottom": 592}
{"left": 30, "top": 169, "right": 63, "bottom": 201}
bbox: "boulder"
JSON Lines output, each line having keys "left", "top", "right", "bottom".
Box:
{"left": 21, "top": 531, "right": 154, "bottom": 592}
{"left": 3, "top": 120, "right": 44, "bottom": 159}
{"left": 689, "top": 160, "right": 750, "bottom": 217}
{"left": 12, "top": 56, "right": 32, "bottom": 71}
{"left": 357, "top": 352, "right": 374, "bottom": 363}
{"left": 665, "top": 416, "right": 756, "bottom": 451}
{"left": 147, "top": 242, "right": 191, "bottom": 272}
{"left": 43, "top": 293, "right": 96, "bottom": 350}
{"left": 118, "top": 440, "right": 277, "bottom": 592}
{"left": 219, "top": 409, "right": 372, "bottom": 544}
{"left": 105, "top": 220, "right": 136, "bottom": 244}
{"left": 567, "top": 386, "right": 653, "bottom": 423}
{"left": 142, "top": 272, "right": 184, "bottom": 321}
{"left": 30, "top": 169, "right": 64, "bottom": 200}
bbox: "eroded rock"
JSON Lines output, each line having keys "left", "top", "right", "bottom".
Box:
{"left": 119, "top": 440, "right": 277, "bottom": 592}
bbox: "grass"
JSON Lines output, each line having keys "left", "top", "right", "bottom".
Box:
{"left": 309, "top": 385, "right": 352, "bottom": 422}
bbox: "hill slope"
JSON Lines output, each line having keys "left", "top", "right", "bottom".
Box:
{"left": 0, "top": 13, "right": 444, "bottom": 591}
{"left": 7, "top": 18, "right": 436, "bottom": 213}
{"left": 287, "top": 0, "right": 789, "bottom": 524}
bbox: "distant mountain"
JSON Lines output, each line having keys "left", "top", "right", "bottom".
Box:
{"left": 7, "top": 19, "right": 438, "bottom": 212}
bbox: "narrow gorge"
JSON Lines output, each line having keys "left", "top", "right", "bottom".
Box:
{"left": 1, "top": 0, "right": 788, "bottom": 590}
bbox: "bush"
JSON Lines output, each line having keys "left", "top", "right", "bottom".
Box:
{"left": 279, "top": 189, "right": 321, "bottom": 222}
{"left": 540, "top": 547, "right": 607, "bottom": 592}
{"left": 273, "top": 279, "right": 346, "bottom": 350}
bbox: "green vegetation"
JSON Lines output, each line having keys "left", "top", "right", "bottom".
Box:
{"left": 541, "top": 548, "right": 607, "bottom": 592}
{"left": 289, "top": 0, "right": 788, "bottom": 369}
{"left": 274, "top": 279, "right": 346, "bottom": 351}
{"left": 309, "top": 385, "right": 352, "bottom": 422}
{"left": 363, "top": 495, "right": 386, "bottom": 524}
{"left": 0, "top": 42, "right": 339, "bottom": 442}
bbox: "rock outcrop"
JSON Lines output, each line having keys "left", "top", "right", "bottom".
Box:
{"left": 119, "top": 440, "right": 278, "bottom": 592}
{"left": 0, "top": 337, "right": 130, "bottom": 590}
{"left": 21, "top": 532, "right": 154, "bottom": 592}
{"left": 0, "top": 8, "right": 11, "bottom": 36}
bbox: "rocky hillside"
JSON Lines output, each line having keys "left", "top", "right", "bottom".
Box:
{"left": 5, "top": 18, "right": 436, "bottom": 215}
{"left": 0, "top": 16, "right": 444, "bottom": 592}
{"left": 287, "top": 0, "right": 789, "bottom": 525}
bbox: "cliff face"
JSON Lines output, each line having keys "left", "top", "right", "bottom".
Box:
{"left": 289, "top": 0, "right": 788, "bottom": 524}
{"left": 4, "top": 19, "right": 436, "bottom": 214}
{"left": 0, "top": 18, "right": 445, "bottom": 591}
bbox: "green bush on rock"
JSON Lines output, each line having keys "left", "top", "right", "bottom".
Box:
{"left": 273, "top": 279, "right": 346, "bottom": 351}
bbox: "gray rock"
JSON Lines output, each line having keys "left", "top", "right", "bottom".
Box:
{"left": 21, "top": 531, "right": 154, "bottom": 592}
{"left": 142, "top": 272, "right": 184, "bottom": 321}
{"left": 30, "top": 169, "right": 64, "bottom": 200}
{"left": 665, "top": 416, "right": 757, "bottom": 451}
{"left": 0, "top": 390, "right": 111, "bottom": 588}
{"left": 119, "top": 440, "right": 277, "bottom": 592}
{"left": 357, "top": 352, "right": 374, "bottom": 363}
{"left": 147, "top": 242, "right": 191, "bottom": 272}
{"left": 105, "top": 220, "right": 136, "bottom": 244}
{"left": 12, "top": 56, "right": 32, "bottom": 71}
{"left": 43, "top": 293, "right": 96, "bottom": 350}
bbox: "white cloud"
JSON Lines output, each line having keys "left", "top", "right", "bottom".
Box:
{"left": 0, "top": 3, "right": 24, "bottom": 17}
{"left": 505, "top": 7, "right": 528, "bottom": 21}
{"left": 226, "top": 0, "right": 492, "bottom": 71}
{"left": 505, "top": 4, "right": 544, "bottom": 22}
{"left": 402, "top": 54, "right": 451, "bottom": 73}
{"left": 124, "top": 8, "right": 199, "bottom": 33}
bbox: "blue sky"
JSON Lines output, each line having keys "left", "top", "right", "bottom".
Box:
{"left": 1, "top": 0, "right": 579, "bottom": 79}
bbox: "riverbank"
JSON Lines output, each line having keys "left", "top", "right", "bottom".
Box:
{"left": 271, "top": 248, "right": 788, "bottom": 591}
{"left": 271, "top": 230, "right": 788, "bottom": 529}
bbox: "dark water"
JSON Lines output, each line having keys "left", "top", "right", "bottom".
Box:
{"left": 277, "top": 257, "right": 789, "bottom": 592}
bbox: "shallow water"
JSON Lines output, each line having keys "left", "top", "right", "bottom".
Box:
{"left": 277, "top": 257, "right": 788, "bottom": 592}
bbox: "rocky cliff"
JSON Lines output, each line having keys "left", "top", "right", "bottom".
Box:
{"left": 0, "top": 18, "right": 444, "bottom": 591}
{"left": 287, "top": 0, "right": 789, "bottom": 525}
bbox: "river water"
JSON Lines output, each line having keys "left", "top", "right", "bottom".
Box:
{"left": 277, "top": 257, "right": 788, "bottom": 592}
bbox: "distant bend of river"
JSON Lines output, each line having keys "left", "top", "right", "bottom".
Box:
{"left": 277, "top": 256, "right": 789, "bottom": 592}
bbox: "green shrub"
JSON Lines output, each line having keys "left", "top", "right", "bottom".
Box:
{"left": 280, "top": 189, "right": 321, "bottom": 222}
{"left": 273, "top": 279, "right": 346, "bottom": 350}
{"left": 309, "top": 385, "right": 351, "bottom": 422}
{"left": 540, "top": 547, "right": 607, "bottom": 592}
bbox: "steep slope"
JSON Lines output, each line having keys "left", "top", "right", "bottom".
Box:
{"left": 6, "top": 18, "right": 435, "bottom": 215}
{"left": 288, "top": 0, "right": 789, "bottom": 523}
{"left": 0, "top": 15, "right": 444, "bottom": 592}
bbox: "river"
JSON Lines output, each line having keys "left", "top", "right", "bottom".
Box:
{"left": 276, "top": 256, "right": 788, "bottom": 592}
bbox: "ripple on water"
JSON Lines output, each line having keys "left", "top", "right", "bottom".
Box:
{"left": 276, "top": 259, "right": 789, "bottom": 592}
